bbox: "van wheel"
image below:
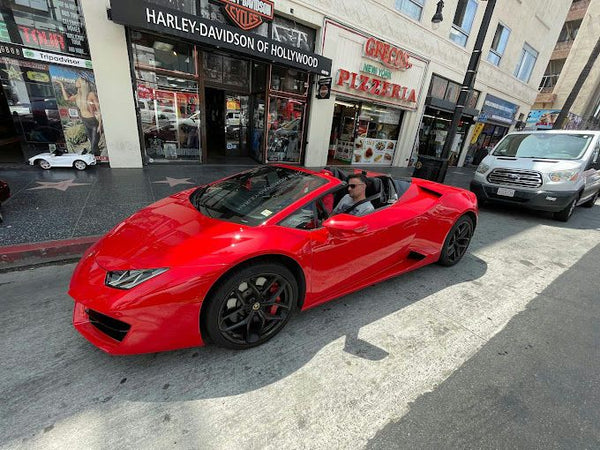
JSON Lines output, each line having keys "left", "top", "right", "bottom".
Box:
{"left": 553, "top": 198, "right": 577, "bottom": 222}
{"left": 581, "top": 190, "right": 599, "bottom": 208}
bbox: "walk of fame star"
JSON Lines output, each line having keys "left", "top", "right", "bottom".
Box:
{"left": 28, "top": 179, "right": 91, "bottom": 192}
{"left": 153, "top": 177, "right": 195, "bottom": 187}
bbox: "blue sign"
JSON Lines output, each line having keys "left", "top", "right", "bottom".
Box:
{"left": 480, "top": 94, "right": 519, "bottom": 124}
{"left": 525, "top": 109, "right": 561, "bottom": 130}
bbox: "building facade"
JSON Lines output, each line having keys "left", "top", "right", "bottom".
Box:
{"left": 0, "top": 0, "right": 572, "bottom": 169}
{"left": 532, "top": 0, "right": 600, "bottom": 131}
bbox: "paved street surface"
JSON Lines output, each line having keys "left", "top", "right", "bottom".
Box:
{"left": 1, "top": 186, "right": 600, "bottom": 448}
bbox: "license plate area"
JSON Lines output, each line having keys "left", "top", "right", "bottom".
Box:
{"left": 497, "top": 187, "right": 515, "bottom": 197}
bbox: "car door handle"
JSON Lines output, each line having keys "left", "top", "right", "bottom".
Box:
{"left": 355, "top": 225, "right": 368, "bottom": 233}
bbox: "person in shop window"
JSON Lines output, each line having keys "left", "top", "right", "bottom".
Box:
{"left": 57, "top": 76, "right": 103, "bottom": 156}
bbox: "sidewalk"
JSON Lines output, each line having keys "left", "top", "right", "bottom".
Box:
{"left": 0, "top": 162, "right": 476, "bottom": 269}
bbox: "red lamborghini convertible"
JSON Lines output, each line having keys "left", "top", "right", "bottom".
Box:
{"left": 69, "top": 165, "right": 478, "bottom": 354}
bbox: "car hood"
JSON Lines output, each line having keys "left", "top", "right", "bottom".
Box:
{"left": 92, "top": 190, "right": 254, "bottom": 270}
{"left": 483, "top": 155, "right": 584, "bottom": 172}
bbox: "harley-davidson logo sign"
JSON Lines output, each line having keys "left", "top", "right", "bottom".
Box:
{"left": 218, "top": 0, "right": 274, "bottom": 31}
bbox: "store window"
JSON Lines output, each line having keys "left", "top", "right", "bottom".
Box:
{"left": 514, "top": 43, "right": 538, "bottom": 83}
{"left": 487, "top": 23, "right": 510, "bottom": 66}
{"left": 0, "top": 0, "right": 89, "bottom": 56}
{"left": 131, "top": 31, "right": 201, "bottom": 162}
{"left": 328, "top": 99, "right": 403, "bottom": 166}
{"left": 394, "top": 0, "right": 424, "bottom": 21}
{"left": 267, "top": 96, "right": 305, "bottom": 163}
{"left": 203, "top": 53, "right": 250, "bottom": 90}
{"left": 270, "top": 66, "right": 308, "bottom": 96}
{"left": 449, "top": 0, "right": 477, "bottom": 47}
{"left": 1, "top": 57, "right": 106, "bottom": 160}
{"left": 271, "top": 16, "right": 315, "bottom": 52}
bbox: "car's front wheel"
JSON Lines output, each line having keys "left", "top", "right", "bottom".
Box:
{"left": 204, "top": 263, "right": 298, "bottom": 349}
{"left": 553, "top": 198, "right": 577, "bottom": 222}
{"left": 73, "top": 160, "right": 87, "bottom": 171}
{"left": 438, "top": 215, "right": 474, "bottom": 266}
{"left": 38, "top": 159, "right": 51, "bottom": 170}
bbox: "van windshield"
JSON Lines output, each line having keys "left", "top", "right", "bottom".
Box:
{"left": 492, "top": 133, "right": 594, "bottom": 160}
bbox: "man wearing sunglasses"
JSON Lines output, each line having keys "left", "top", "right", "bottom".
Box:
{"left": 332, "top": 173, "right": 375, "bottom": 216}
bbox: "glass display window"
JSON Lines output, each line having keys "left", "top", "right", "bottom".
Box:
{"left": 270, "top": 65, "right": 308, "bottom": 96}
{"left": 328, "top": 98, "right": 403, "bottom": 166}
{"left": 0, "top": 0, "right": 89, "bottom": 56}
{"left": 131, "top": 31, "right": 196, "bottom": 75}
{"left": 267, "top": 96, "right": 305, "bottom": 163}
{"left": 137, "top": 81, "right": 202, "bottom": 162}
{"left": 203, "top": 52, "right": 250, "bottom": 91}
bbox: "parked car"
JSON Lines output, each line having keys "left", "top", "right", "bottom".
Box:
{"left": 471, "top": 130, "right": 600, "bottom": 221}
{"left": 0, "top": 179, "right": 9, "bottom": 223}
{"left": 69, "top": 165, "right": 478, "bottom": 355}
{"left": 29, "top": 149, "right": 96, "bottom": 171}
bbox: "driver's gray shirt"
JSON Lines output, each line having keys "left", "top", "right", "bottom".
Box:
{"left": 332, "top": 194, "right": 374, "bottom": 216}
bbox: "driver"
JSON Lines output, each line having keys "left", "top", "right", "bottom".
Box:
{"left": 332, "top": 174, "right": 374, "bottom": 216}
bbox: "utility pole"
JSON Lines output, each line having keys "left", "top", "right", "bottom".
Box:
{"left": 413, "top": 0, "right": 496, "bottom": 183}
{"left": 553, "top": 36, "right": 600, "bottom": 130}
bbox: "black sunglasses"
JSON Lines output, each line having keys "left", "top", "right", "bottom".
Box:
{"left": 348, "top": 183, "right": 365, "bottom": 189}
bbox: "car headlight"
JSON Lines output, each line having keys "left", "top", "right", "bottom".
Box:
{"left": 105, "top": 268, "right": 168, "bottom": 289}
{"left": 548, "top": 170, "right": 579, "bottom": 182}
{"left": 476, "top": 163, "right": 490, "bottom": 174}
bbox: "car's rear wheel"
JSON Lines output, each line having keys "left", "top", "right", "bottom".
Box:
{"left": 38, "top": 159, "right": 51, "bottom": 170}
{"left": 204, "top": 263, "right": 297, "bottom": 349}
{"left": 73, "top": 160, "right": 87, "bottom": 171}
{"left": 438, "top": 215, "right": 474, "bottom": 267}
{"left": 553, "top": 198, "right": 577, "bottom": 222}
{"left": 581, "top": 189, "right": 599, "bottom": 208}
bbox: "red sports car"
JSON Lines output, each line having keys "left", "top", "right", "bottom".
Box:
{"left": 69, "top": 165, "right": 478, "bottom": 354}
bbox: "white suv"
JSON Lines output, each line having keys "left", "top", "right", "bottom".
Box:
{"left": 470, "top": 130, "right": 600, "bottom": 222}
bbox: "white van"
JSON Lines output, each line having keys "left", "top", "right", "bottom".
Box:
{"left": 470, "top": 130, "right": 600, "bottom": 221}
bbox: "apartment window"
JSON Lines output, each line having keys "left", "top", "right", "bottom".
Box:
{"left": 394, "top": 0, "right": 425, "bottom": 21}
{"left": 487, "top": 23, "right": 510, "bottom": 66}
{"left": 449, "top": 0, "right": 477, "bottom": 47}
{"left": 558, "top": 19, "right": 581, "bottom": 43}
{"left": 539, "top": 59, "right": 565, "bottom": 91}
{"left": 514, "top": 43, "right": 538, "bottom": 82}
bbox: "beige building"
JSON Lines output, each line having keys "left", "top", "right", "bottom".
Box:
{"left": 0, "top": 0, "right": 574, "bottom": 168}
{"left": 534, "top": 0, "right": 600, "bottom": 130}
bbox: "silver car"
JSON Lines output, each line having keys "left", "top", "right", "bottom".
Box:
{"left": 470, "top": 130, "right": 600, "bottom": 221}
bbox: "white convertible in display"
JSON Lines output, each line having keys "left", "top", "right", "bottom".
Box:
{"left": 29, "top": 149, "right": 96, "bottom": 171}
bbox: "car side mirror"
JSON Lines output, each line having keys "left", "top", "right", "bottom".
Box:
{"left": 323, "top": 214, "right": 368, "bottom": 234}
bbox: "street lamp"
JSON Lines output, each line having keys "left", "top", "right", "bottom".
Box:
{"left": 431, "top": 1, "right": 444, "bottom": 29}
{"left": 413, "top": 0, "right": 496, "bottom": 183}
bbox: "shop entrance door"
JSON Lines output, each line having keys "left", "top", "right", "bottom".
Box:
{"left": 205, "top": 88, "right": 251, "bottom": 164}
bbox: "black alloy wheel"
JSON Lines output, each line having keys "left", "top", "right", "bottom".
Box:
{"left": 438, "top": 215, "right": 474, "bottom": 267}
{"left": 205, "top": 263, "right": 297, "bottom": 349}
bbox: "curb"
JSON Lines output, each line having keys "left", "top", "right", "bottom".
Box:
{"left": 0, "top": 236, "right": 100, "bottom": 270}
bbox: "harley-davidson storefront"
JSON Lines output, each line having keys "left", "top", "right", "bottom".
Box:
{"left": 109, "top": 0, "right": 331, "bottom": 165}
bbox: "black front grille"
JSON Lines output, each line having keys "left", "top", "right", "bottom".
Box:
{"left": 487, "top": 168, "right": 543, "bottom": 188}
{"left": 86, "top": 309, "right": 131, "bottom": 342}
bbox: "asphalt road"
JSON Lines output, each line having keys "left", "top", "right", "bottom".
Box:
{"left": 1, "top": 202, "right": 599, "bottom": 449}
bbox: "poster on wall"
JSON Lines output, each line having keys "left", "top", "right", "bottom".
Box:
{"left": 50, "top": 66, "right": 107, "bottom": 161}
{"left": 333, "top": 140, "right": 354, "bottom": 162}
{"left": 352, "top": 138, "right": 395, "bottom": 165}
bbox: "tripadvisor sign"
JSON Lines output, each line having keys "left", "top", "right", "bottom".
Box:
{"left": 217, "top": 0, "right": 274, "bottom": 31}
{"left": 109, "top": 0, "right": 332, "bottom": 76}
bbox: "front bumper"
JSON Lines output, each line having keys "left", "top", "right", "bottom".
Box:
{"left": 470, "top": 180, "right": 577, "bottom": 212}
{"left": 69, "top": 252, "right": 222, "bottom": 355}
